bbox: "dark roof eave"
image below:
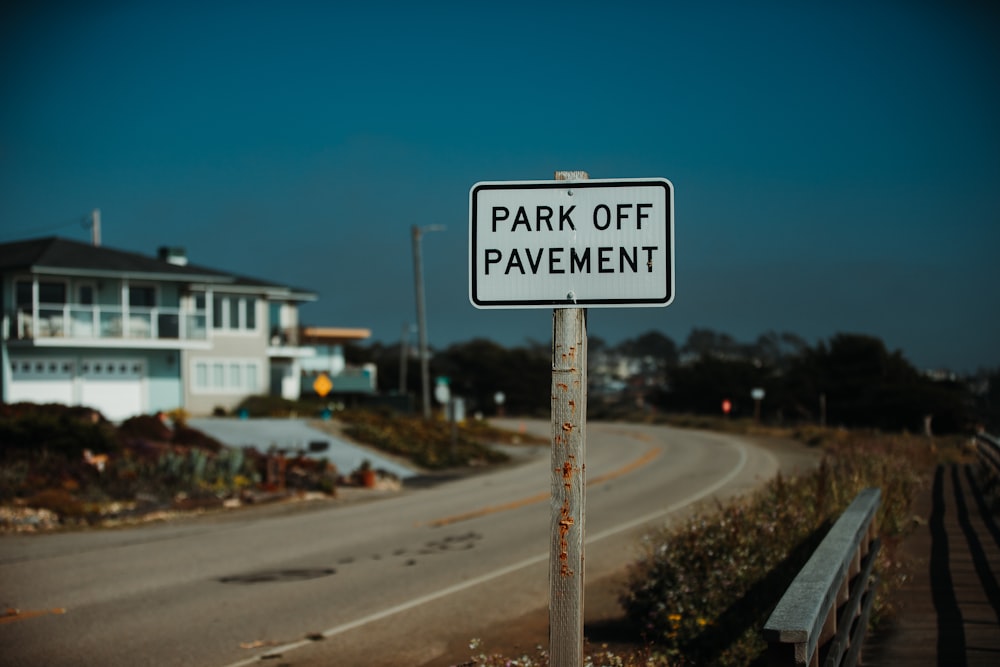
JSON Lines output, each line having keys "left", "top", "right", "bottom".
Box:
{"left": 23, "top": 265, "right": 236, "bottom": 284}
{"left": 185, "top": 282, "right": 318, "bottom": 301}
{"left": 0, "top": 237, "right": 318, "bottom": 297}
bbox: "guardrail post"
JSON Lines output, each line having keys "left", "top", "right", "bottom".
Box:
{"left": 763, "top": 487, "right": 881, "bottom": 667}
{"left": 975, "top": 432, "right": 1000, "bottom": 481}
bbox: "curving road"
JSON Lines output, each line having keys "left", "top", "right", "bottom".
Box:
{"left": 0, "top": 419, "right": 816, "bottom": 666}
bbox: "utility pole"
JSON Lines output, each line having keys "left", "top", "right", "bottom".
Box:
{"left": 91, "top": 209, "right": 101, "bottom": 246}
{"left": 399, "top": 323, "right": 411, "bottom": 395}
{"left": 411, "top": 224, "right": 445, "bottom": 419}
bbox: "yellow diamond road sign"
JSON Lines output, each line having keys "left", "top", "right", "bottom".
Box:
{"left": 313, "top": 373, "right": 333, "bottom": 397}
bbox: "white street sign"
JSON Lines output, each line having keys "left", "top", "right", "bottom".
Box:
{"left": 469, "top": 178, "right": 674, "bottom": 308}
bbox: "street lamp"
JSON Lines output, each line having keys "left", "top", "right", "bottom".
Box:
{"left": 411, "top": 224, "right": 445, "bottom": 419}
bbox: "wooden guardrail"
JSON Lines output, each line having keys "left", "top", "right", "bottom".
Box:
{"left": 974, "top": 432, "right": 1000, "bottom": 481}
{"left": 762, "top": 487, "right": 881, "bottom": 667}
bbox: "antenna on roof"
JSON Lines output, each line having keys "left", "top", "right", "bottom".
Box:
{"left": 91, "top": 209, "right": 101, "bottom": 246}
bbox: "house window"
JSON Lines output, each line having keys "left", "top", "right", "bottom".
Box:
{"left": 129, "top": 285, "right": 156, "bottom": 308}
{"left": 78, "top": 285, "right": 95, "bottom": 305}
{"left": 229, "top": 299, "right": 239, "bottom": 330}
{"left": 195, "top": 362, "right": 208, "bottom": 388}
{"left": 210, "top": 293, "right": 259, "bottom": 332}
{"left": 11, "top": 358, "right": 74, "bottom": 378}
{"left": 16, "top": 281, "right": 32, "bottom": 309}
{"left": 245, "top": 298, "right": 257, "bottom": 329}
{"left": 212, "top": 294, "right": 225, "bottom": 329}
{"left": 246, "top": 364, "right": 259, "bottom": 392}
{"left": 38, "top": 281, "right": 67, "bottom": 305}
{"left": 191, "top": 359, "right": 261, "bottom": 394}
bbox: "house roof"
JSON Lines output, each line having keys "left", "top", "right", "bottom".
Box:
{"left": 0, "top": 236, "right": 317, "bottom": 301}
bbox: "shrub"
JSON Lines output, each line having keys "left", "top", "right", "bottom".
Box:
{"left": 620, "top": 432, "right": 935, "bottom": 666}
{"left": 339, "top": 409, "right": 509, "bottom": 469}
{"left": 0, "top": 404, "right": 263, "bottom": 514}
{"left": 27, "top": 488, "right": 86, "bottom": 521}
{"left": 0, "top": 403, "right": 119, "bottom": 458}
{"left": 172, "top": 425, "right": 224, "bottom": 453}
{"left": 118, "top": 414, "right": 172, "bottom": 443}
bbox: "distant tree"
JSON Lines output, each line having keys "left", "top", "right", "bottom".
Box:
{"left": 588, "top": 336, "right": 608, "bottom": 354}
{"left": 617, "top": 330, "right": 679, "bottom": 367}
{"left": 682, "top": 327, "right": 742, "bottom": 361}
{"left": 781, "top": 333, "right": 969, "bottom": 432}
{"left": 434, "top": 339, "right": 549, "bottom": 416}
{"left": 352, "top": 329, "right": 975, "bottom": 433}
{"left": 750, "top": 331, "right": 809, "bottom": 370}
{"left": 661, "top": 356, "right": 768, "bottom": 416}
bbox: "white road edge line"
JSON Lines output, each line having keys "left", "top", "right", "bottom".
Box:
{"left": 219, "top": 437, "right": 750, "bottom": 667}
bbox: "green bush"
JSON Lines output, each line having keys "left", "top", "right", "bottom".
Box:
{"left": 117, "top": 414, "right": 172, "bottom": 443}
{"left": 0, "top": 403, "right": 119, "bottom": 458}
{"left": 27, "top": 488, "right": 86, "bottom": 520}
{"left": 339, "top": 409, "right": 509, "bottom": 469}
{"left": 0, "top": 404, "right": 263, "bottom": 516}
{"left": 171, "top": 425, "right": 225, "bottom": 453}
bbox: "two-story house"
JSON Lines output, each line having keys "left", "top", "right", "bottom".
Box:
{"left": 0, "top": 236, "right": 368, "bottom": 420}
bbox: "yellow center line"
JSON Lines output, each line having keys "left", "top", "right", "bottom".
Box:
{"left": 426, "top": 446, "right": 661, "bottom": 527}
{"left": 426, "top": 491, "right": 551, "bottom": 527}
{"left": 587, "top": 447, "right": 660, "bottom": 485}
{"left": 0, "top": 608, "right": 67, "bottom": 625}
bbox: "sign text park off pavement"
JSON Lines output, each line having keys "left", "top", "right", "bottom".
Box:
{"left": 469, "top": 178, "right": 674, "bottom": 309}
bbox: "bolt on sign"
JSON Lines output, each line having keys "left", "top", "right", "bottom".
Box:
{"left": 469, "top": 178, "right": 674, "bottom": 309}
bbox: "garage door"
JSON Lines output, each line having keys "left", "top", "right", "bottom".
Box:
{"left": 8, "top": 358, "right": 75, "bottom": 406}
{"left": 8, "top": 357, "right": 147, "bottom": 421}
{"left": 79, "top": 359, "right": 146, "bottom": 422}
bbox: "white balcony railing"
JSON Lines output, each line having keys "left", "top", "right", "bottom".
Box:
{"left": 11, "top": 305, "right": 208, "bottom": 342}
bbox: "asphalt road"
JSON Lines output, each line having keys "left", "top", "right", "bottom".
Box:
{"left": 0, "top": 419, "right": 816, "bottom": 666}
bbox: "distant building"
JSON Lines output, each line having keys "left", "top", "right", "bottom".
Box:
{"left": 0, "top": 236, "right": 373, "bottom": 420}
{"left": 296, "top": 327, "right": 377, "bottom": 398}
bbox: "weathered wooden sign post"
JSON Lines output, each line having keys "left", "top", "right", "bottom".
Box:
{"left": 469, "top": 171, "right": 674, "bottom": 665}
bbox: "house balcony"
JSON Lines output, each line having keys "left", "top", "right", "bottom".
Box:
{"left": 5, "top": 305, "right": 211, "bottom": 349}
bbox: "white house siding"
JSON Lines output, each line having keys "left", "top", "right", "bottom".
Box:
{"left": 183, "top": 324, "right": 270, "bottom": 416}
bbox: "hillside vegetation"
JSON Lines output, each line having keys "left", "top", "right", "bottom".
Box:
{"left": 0, "top": 402, "right": 520, "bottom": 531}
{"left": 461, "top": 427, "right": 960, "bottom": 667}
{"left": 353, "top": 330, "right": 997, "bottom": 433}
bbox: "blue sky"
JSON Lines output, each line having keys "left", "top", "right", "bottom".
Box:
{"left": 2, "top": 1, "right": 997, "bottom": 372}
